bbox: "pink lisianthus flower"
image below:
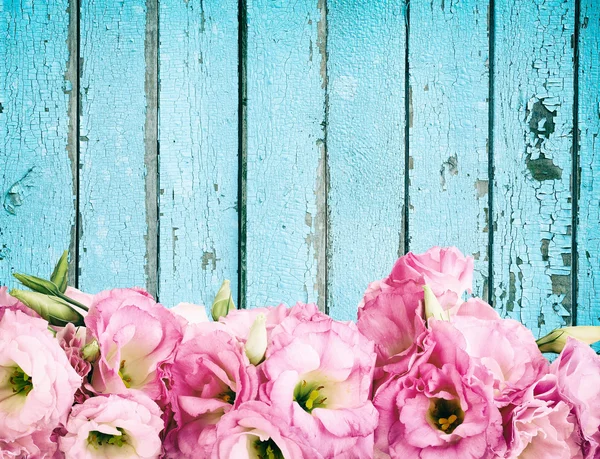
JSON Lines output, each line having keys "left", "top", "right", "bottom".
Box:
{"left": 170, "top": 302, "right": 209, "bottom": 325}
{"left": 0, "top": 430, "right": 58, "bottom": 458}
{"left": 0, "top": 287, "right": 40, "bottom": 318}
{"left": 549, "top": 338, "right": 600, "bottom": 457}
{"left": 211, "top": 401, "right": 323, "bottom": 459}
{"left": 503, "top": 375, "right": 580, "bottom": 459}
{"left": 260, "top": 303, "right": 378, "bottom": 458}
{"left": 450, "top": 314, "right": 548, "bottom": 406}
{"left": 165, "top": 324, "right": 259, "bottom": 458}
{"left": 85, "top": 288, "right": 183, "bottom": 401}
{"left": 64, "top": 286, "right": 94, "bottom": 309}
{"left": 219, "top": 303, "right": 290, "bottom": 342}
{"left": 388, "top": 246, "right": 474, "bottom": 307}
{"left": 56, "top": 323, "right": 92, "bottom": 379}
{"left": 0, "top": 309, "right": 81, "bottom": 447}
{"left": 59, "top": 393, "right": 164, "bottom": 459}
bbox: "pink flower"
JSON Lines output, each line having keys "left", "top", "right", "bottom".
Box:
{"left": 165, "top": 324, "right": 258, "bottom": 458}
{"left": 219, "top": 304, "right": 290, "bottom": 342}
{"left": 550, "top": 338, "right": 600, "bottom": 457}
{"left": 59, "top": 393, "right": 164, "bottom": 458}
{"left": 503, "top": 376, "right": 580, "bottom": 459}
{"left": 260, "top": 304, "right": 378, "bottom": 458}
{"left": 0, "top": 430, "right": 58, "bottom": 458}
{"left": 450, "top": 315, "right": 548, "bottom": 406}
{"left": 56, "top": 323, "right": 92, "bottom": 379}
{"left": 85, "top": 288, "right": 183, "bottom": 400}
{"left": 0, "top": 309, "right": 81, "bottom": 445}
{"left": 170, "top": 302, "right": 209, "bottom": 325}
{"left": 64, "top": 286, "right": 94, "bottom": 309}
{"left": 211, "top": 401, "right": 323, "bottom": 459}
{"left": 357, "top": 281, "right": 427, "bottom": 371}
{"left": 388, "top": 247, "right": 474, "bottom": 307}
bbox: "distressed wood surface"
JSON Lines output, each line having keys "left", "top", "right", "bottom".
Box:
{"left": 79, "top": 0, "right": 153, "bottom": 294}
{"left": 492, "top": 0, "right": 574, "bottom": 337}
{"left": 244, "top": 0, "right": 326, "bottom": 310}
{"left": 327, "top": 0, "right": 406, "bottom": 321}
{"left": 577, "top": 1, "right": 600, "bottom": 327}
{"left": 158, "top": 0, "right": 239, "bottom": 310}
{"left": 408, "top": 0, "right": 490, "bottom": 301}
{"left": 0, "top": 0, "right": 75, "bottom": 287}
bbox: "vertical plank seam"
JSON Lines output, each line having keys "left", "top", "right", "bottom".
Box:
{"left": 238, "top": 0, "right": 248, "bottom": 309}
{"left": 144, "top": 0, "right": 159, "bottom": 299}
{"left": 156, "top": 0, "right": 161, "bottom": 302}
{"left": 403, "top": 0, "right": 411, "bottom": 255}
{"left": 72, "top": 0, "right": 81, "bottom": 289}
{"left": 319, "top": 0, "right": 329, "bottom": 314}
{"left": 488, "top": 0, "right": 495, "bottom": 307}
{"left": 572, "top": 0, "right": 580, "bottom": 324}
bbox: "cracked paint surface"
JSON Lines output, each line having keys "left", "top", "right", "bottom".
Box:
{"left": 158, "top": 0, "right": 238, "bottom": 312}
{"left": 577, "top": 1, "right": 600, "bottom": 329}
{"left": 408, "top": 0, "right": 490, "bottom": 301}
{"left": 327, "top": 0, "right": 406, "bottom": 320}
{"left": 493, "top": 0, "right": 574, "bottom": 337}
{"left": 0, "top": 1, "right": 75, "bottom": 288}
{"left": 78, "top": 0, "right": 150, "bottom": 292}
{"left": 244, "top": 0, "right": 326, "bottom": 309}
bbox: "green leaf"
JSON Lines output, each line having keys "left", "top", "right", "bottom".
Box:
{"left": 50, "top": 250, "right": 69, "bottom": 293}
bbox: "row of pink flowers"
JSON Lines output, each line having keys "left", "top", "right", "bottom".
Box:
{"left": 1, "top": 247, "right": 599, "bottom": 458}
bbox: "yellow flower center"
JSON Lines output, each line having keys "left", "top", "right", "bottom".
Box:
{"left": 9, "top": 367, "right": 33, "bottom": 396}
{"left": 294, "top": 379, "right": 328, "bottom": 413}
{"left": 87, "top": 428, "right": 128, "bottom": 448}
{"left": 429, "top": 398, "right": 464, "bottom": 434}
{"left": 118, "top": 360, "right": 132, "bottom": 388}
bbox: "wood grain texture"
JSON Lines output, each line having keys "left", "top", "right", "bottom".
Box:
{"left": 0, "top": 0, "right": 75, "bottom": 286}
{"left": 492, "top": 0, "right": 574, "bottom": 337}
{"left": 577, "top": 1, "right": 600, "bottom": 326}
{"left": 408, "top": 0, "right": 490, "bottom": 300}
{"left": 244, "top": 0, "right": 326, "bottom": 309}
{"left": 158, "top": 0, "right": 239, "bottom": 310}
{"left": 327, "top": 0, "right": 406, "bottom": 321}
{"left": 79, "top": 0, "right": 152, "bottom": 293}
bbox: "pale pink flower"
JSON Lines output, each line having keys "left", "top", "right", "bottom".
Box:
{"left": 450, "top": 314, "right": 548, "bottom": 406}
{"left": 59, "top": 393, "right": 163, "bottom": 458}
{"left": 219, "top": 303, "right": 290, "bottom": 343}
{"left": 165, "top": 324, "right": 258, "bottom": 458}
{"left": 85, "top": 288, "right": 183, "bottom": 400}
{"left": 388, "top": 246, "right": 474, "bottom": 307}
{"left": 0, "top": 309, "right": 81, "bottom": 444}
{"left": 170, "top": 302, "right": 209, "bottom": 325}
{"left": 211, "top": 401, "right": 323, "bottom": 459}
{"left": 0, "top": 287, "right": 40, "bottom": 318}
{"left": 64, "top": 286, "right": 94, "bottom": 309}
{"left": 260, "top": 304, "right": 378, "bottom": 458}
{"left": 504, "top": 376, "right": 580, "bottom": 459}
{"left": 550, "top": 338, "right": 600, "bottom": 457}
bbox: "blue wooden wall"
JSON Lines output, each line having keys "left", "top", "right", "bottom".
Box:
{"left": 1, "top": 0, "right": 599, "bottom": 339}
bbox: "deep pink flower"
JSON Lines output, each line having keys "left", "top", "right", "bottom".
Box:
{"left": 85, "top": 288, "right": 183, "bottom": 400}
{"left": 0, "top": 309, "right": 81, "bottom": 446}
{"left": 165, "top": 323, "right": 259, "bottom": 458}
{"left": 260, "top": 304, "right": 378, "bottom": 458}
{"left": 59, "top": 392, "right": 164, "bottom": 458}
{"left": 211, "top": 401, "right": 323, "bottom": 459}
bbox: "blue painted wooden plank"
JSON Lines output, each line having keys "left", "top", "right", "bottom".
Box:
{"left": 158, "top": 0, "right": 238, "bottom": 310}
{"left": 327, "top": 1, "right": 406, "bottom": 321}
{"left": 492, "top": 0, "right": 574, "bottom": 337}
{"left": 0, "top": 0, "right": 75, "bottom": 286}
{"left": 408, "top": 0, "right": 490, "bottom": 301}
{"left": 245, "top": 0, "right": 326, "bottom": 309}
{"left": 577, "top": 1, "right": 600, "bottom": 326}
{"left": 79, "top": 0, "right": 155, "bottom": 294}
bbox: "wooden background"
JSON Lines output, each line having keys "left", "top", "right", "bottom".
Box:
{"left": 1, "top": 0, "right": 599, "bottom": 340}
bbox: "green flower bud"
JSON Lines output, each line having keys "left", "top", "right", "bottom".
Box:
{"left": 13, "top": 273, "right": 61, "bottom": 296}
{"left": 9, "top": 289, "right": 84, "bottom": 326}
{"left": 82, "top": 339, "right": 100, "bottom": 362}
{"left": 536, "top": 326, "right": 600, "bottom": 353}
{"left": 245, "top": 313, "right": 267, "bottom": 365}
{"left": 50, "top": 250, "right": 69, "bottom": 293}
{"left": 211, "top": 280, "right": 236, "bottom": 321}
{"left": 423, "top": 285, "right": 449, "bottom": 322}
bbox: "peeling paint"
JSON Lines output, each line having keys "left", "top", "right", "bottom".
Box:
{"left": 3, "top": 168, "right": 37, "bottom": 215}
{"left": 475, "top": 179, "right": 488, "bottom": 198}
{"left": 526, "top": 155, "right": 563, "bottom": 181}
{"left": 201, "top": 250, "right": 217, "bottom": 271}
{"left": 440, "top": 155, "right": 459, "bottom": 190}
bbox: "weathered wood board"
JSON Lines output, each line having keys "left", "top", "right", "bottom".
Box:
{"left": 244, "top": 0, "right": 326, "bottom": 310}
{"left": 408, "top": 0, "right": 490, "bottom": 301}
{"left": 78, "top": 0, "right": 153, "bottom": 294}
{"left": 577, "top": 0, "right": 600, "bottom": 327}
{"left": 0, "top": 0, "right": 76, "bottom": 287}
{"left": 158, "top": 0, "right": 239, "bottom": 311}
{"left": 492, "top": 0, "right": 574, "bottom": 337}
{"left": 327, "top": 0, "right": 406, "bottom": 320}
